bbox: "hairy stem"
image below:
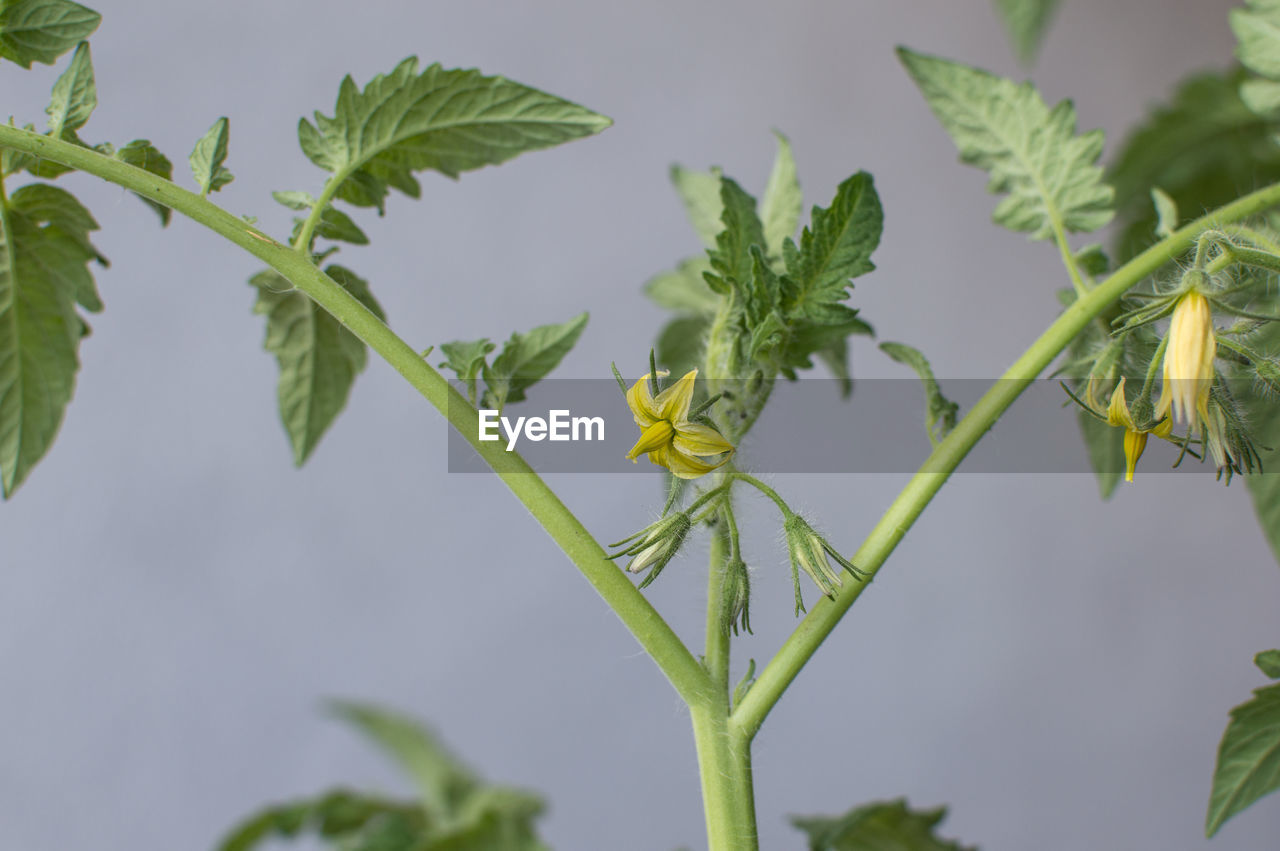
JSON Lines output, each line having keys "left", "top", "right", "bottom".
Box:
{"left": 0, "top": 125, "right": 713, "bottom": 708}
{"left": 730, "top": 178, "right": 1280, "bottom": 741}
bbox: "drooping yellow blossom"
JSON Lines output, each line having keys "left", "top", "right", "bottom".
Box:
{"left": 1106, "top": 377, "right": 1172, "bottom": 482}
{"left": 1158, "top": 291, "right": 1216, "bottom": 429}
{"left": 626, "top": 368, "right": 734, "bottom": 479}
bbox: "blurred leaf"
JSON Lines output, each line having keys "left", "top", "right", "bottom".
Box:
{"left": 216, "top": 789, "right": 425, "bottom": 851}
{"left": 44, "top": 39, "right": 94, "bottom": 138}
{"left": 272, "top": 190, "right": 316, "bottom": 210}
{"left": 760, "top": 130, "right": 802, "bottom": 258}
{"left": 481, "top": 312, "right": 588, "bottom": 410}
{"left": 991, "top": 0, "right": 1060, "bottom": 65}
{"left": 643, "top": 256, "right": 718, "bottom": 315}
{"left": 189, "top": 116, "right": 234, "bottom": 195}
{"left": 670, "top": 164, "right": 724, "bottom": 249}
{"left": 1079, "top": 409, "right": 1124, "bottom": 499}
{"left": 655, "top": 314, "right": 709, "bottom": 379}
{"left": 880, "top": 342, "right": 958, "bottom": 445}
{"left": 898, "top": 47, "right": 1113, "bottom": 241}
{"left": 299, "top": 57, "right": 611, "bottom": 213}
{"left": 792, "top": 798, "right": 976, "bottom": 850}
{"left": 1107, "top": 69, "right": 1280, "bottom": 262}
{"left": 250, "top": 265, "right": 385, "bottom": 465}
{"left": 0, "top": 0, "right": 99, "bottom": 68}
{"left": 1206, "top": 675, "right": 1280, "bottom": 836}
{"left": 290, "top": 204, "right": 369, "bottom": 247}
{"left": 1233, "top": 0, "right": 1280, "bottom": 122}
{"left": 780, "top": 171, "right": 882, "bottom": 324}
{"left": 1151, "top": 187, "right": 1178, "bottom": 239}
{"left": 438, "top": 338, "right": 495, "bottom": 405}
{"left": 1257, "top": 649, "right": 1280, "bottom": 679}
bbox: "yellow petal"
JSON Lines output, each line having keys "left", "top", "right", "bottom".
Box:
{"left": 1122, "top": 428, "right": 1149, "bottom": 482}
{"left": 673, "top": 421, "right": 735, "bottom": 457}
{"left": 626, "top": 376, "right": 659, "bottom": 428}
{"left": 656, "top": 444, "right": 725, "bottom": 479}
{"left": 1106, "top": 377, "right": 1136, "bottom": 429}
{"left": 627, "top": 419, "right": 674, "bottom": 461}
{"left": 653, "top": 369, "right": 698, "bottom": 422}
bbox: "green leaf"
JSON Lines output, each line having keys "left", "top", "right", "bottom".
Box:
{"left": 992, "top": 0, "right": 1060, "bottom": 65}
{"left": 781, "top": 171, "right": 883, "bottom": 324}
{"left": 776, "top": 318, "right": 872, "bottom": 383}
{"left": 290, "top": 204, "right": 369, "bottom": 247}
{"left": 1233, "top": 1, "right": 1280, "bottom": 88}
{"left": 0, "top": 180, "right": 104, "bottom": 496}
{"left": 216, "top": 789, "right": 425, "bottom": 851}
{"left": 482, "top": 312, "right": 588, "bottom": 410}
{"left": 45, "top": 39, "right": 94, "bottom": 138}
{"left": 299, "top": 57, "right": 611, "bottom": 213}
{"left": 189, "top": 116, "right": 234, "bottom": 195}
{"left": 880, "top": 342, "right": 958, "bottom": 445}
{"left": 898, "top": 47, "right": 1113, "bottom": 241}
{"left": 438, "top": 337, "right": 495, "bottom": 405}
{"left": 272, "top": 190, "right": 316, "bottom": 210}
{"left": 1151, "top": 187, "right": 1178, "bottom": 239}
{"left": 249, "top": 264, "right": 384, "bottom": 465}
{"left": 1078, "top": 409, "right": 1124, "bottom": 500}
{"left": 656, "top": 315, "right": 709, "bottom": 379}
{"left": 670, "top": 164, "right": 725, "bottom": 250}
{"left": 792, "top": 798, "right": 976, "bottom": 851}
{"left": 331, "top": 701, "right": 478, "bottom": 820}
{"left": 1107, "top": 69, "right": 1280, "bottom": 262}
{"left": 104, "top": 139, "right": 175, "bottom": 225}
{"left": 0, "top": 0, "right": 99, "bottom": 68}
{"left": 1206, "top": 678, "right": 1280, "bottom": 836}
{"left": 705, "top": 177, "right": 767, "bottom": 298}
{"left": 643, "top": 257, "right": 718, "bottom": 315}
{"left": 760, "top": 130, "right": 802, "bottom": 258}
{"left": 1257, "top": 650, "right": 1280, "bottom": 679}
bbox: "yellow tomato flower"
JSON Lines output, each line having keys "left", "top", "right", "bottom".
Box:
{"left": 1157, "top": 290, "right": 1216, "bottom": 429}
{"left": 626, "top": 368, "right": 734, "bottom": 479}
{"left": 1107, "top": 377, "right": 1171, "bottom": 483}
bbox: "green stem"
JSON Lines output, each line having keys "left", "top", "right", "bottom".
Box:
{"left": 704, "top": 492, "right": 732, "bottom": 691}
{"left": 0, "top": 124, "right": 713, "bottom": 709}
{"left": 730, "top": 178, "right": 1280, "bottom": 742}
{"left": 1051, "top": 215, "right": 1088, "bottom": 296}
{"left": 690, "top": 698, "right": 758, "bottom": 850}
{"left": 730, "top": 471, "right": 791, "bottom": 517}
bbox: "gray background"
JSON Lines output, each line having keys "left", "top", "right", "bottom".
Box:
{"left": 3, "top": 0, "right": 1279, "bottom": 849}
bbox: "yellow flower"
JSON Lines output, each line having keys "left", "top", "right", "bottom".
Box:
{"left": 1157, "top": 291, "right": 1216, "bottom": 429}
{"left": 626, "top": 368, "right": 734, "bottom": 479}
{"left": 1107, "top": 377, "right": 1171, "bottom": 483}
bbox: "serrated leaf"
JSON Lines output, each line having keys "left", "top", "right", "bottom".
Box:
{"left": 705, "top": 177, "right": 766, "bottom": 297}
{"left": 670, "top": 164, "right": 725, "bottom": 250}
{"left": 898, "top": 47, "right": 1113, "bottom": 241}
{"left": 438, "top": 337, "right": 494, "bottom": 405}
{"left": 105, "top": 139, "right": 175, "bottom": 225}
{"left": 298, "top": 57, "right": 611, "bottom": 213}
{"left": 482, "top": 312, "right": 587, "bottom": 410}
{"left": 0, "top": 181, "right": 104, "bottom": 496}
{"left": 0, "top": 0, "right": 99, "bottom": 68}
{"left": 1257, "top": 650, "right": 1280, "bottom": 679}
{"left": 1233, "top": 1, "right": 1280, "bottom": 84}
{"left": 781, "top": 171, "right": 882, "bottom": 323}
{"left": 992, "top": 0, "right": 1060, "bottom": 64}
{"left": 655, "top": 315, "right": 708, "bottom": 379}
{"left": 216, "top": 789, "right": 425, "bottom": 851}
{"left": 792, "top": 798, "right": 976, "bottom": 851}
{"left": 290, "top": 204, "right": 369, "bottom": 247}
{"left": 250, "top": 264, "right": 384, "bottom": 465}
{"left": 331, "top": 701, "right": 478, "bottom": 820}
{"left": 45, "top": 39, "right": 94, "bottom": 138}
{"left": 776, "top": 317, "right": 872, "bottom": 381}
{"left": 760, "top": 131, "right": 802, "bottom": 258}
{"left": 272, "top": 190, "right": 316, "bottom": 211}
{"left": 880, "top": 342, "right": 958, "bottom": 445}
{"left": 189, "top": 116, "right": 234, "bottom": 195}
{"left": 644, "top": 256, "right": 718, "bottom": 315}
{"left": 1107, "top": 69, "right": 1280, "bottom": 262}
{"left": 1206, "top": 679, "right": 1280, "bottom": 836}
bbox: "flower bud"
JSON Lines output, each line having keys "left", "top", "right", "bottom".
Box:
{"left": 1158, "top": 290, "right": 1216, "bottom": 428}
{"left": 783, "top": 514, "right": 865, "bottom": 614}
{"left": 720, "top": 556, "right": 752, "bottom": 636}
{"left": 608, "top": 512, "right": 692, "bottom": 587}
